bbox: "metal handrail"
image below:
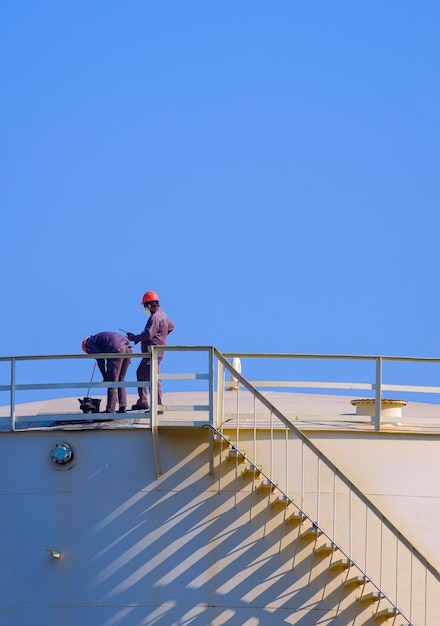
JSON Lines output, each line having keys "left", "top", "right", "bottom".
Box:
{"left": 2, "top": 346, "right": 440, "bottom": 431}
{"left": 212, "top": 349, "right": 440, "bottom": 625}
{"left": 222, "top": 351, "right": 440, "bottom": 363}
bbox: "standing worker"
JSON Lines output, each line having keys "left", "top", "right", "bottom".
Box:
{"left": 82, "top": 331, "right": 133, "bottom": 413}
{"left": 127, "top": 291, "right": 175, "bottom": 411}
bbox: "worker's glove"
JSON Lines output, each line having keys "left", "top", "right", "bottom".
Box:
{"left": 127, "top": 332, "right": 135, "bottom": 342}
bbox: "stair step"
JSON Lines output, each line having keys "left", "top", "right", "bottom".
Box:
{"left": 271, "top": 495, "right": 291, "bottom": 509}
{"left": 285, "top": 510, "right": 307, "bottom": 525}
{"left": 330, "top": 557, "right": 351, "bottom": 570}
{"left": 227, "top": 449, "right": 246, "bottom": 462}
{"left": 256, "top": 479, "right": 277, "bottom": 493}
{"left": 242, "top": 464, "right": 262, "bottom": 478}
{"left": 315, "top": 542, "right": 338, "bottom": 556}
{"left": 375, "top": 607, "right": 399, "bottom": 620}
{"left": 302, "top": 524, "right": 322, "bottom": 539}
{"left": 213, "top": 434, "right": 231, "bottom": 448}
{"left": 345, "top": 575, "right": 367, "bottom": 588}
{"left": 360, "top": 591, "right": 383, "bottom": 603}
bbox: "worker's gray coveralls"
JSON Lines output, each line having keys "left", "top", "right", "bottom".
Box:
{"left": 132, "top": 309, "right": 175, "bottom": 407}
{"left": 86, "top": 331, "right": 132, "bottom": 412}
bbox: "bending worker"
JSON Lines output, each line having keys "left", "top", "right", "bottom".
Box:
{"left": 127, "top": 291, "right": 175, "bottom": 411}
{"left": 82, "top": 331, "right": 133, "bottom": 414}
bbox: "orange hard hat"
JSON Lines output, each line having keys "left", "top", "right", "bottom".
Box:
{"left": 141, "top": 291, "right": 160, "bottom": 305}
{"left": 82, "top": 337, "right": 90, "bottom": 353}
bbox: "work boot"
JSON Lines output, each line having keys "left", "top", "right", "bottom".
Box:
{"left": 131, "top": 402, "right": 149, "bottom": 410}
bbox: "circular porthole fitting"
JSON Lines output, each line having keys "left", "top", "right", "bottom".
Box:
{"left": 50, "top": 442, "right": 74, "bottom": 465}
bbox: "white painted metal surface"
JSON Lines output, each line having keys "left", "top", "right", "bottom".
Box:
{"left": 1, "top": 347, "right": 440, "bottom": 624}
{"left": 1, "top": 421, "right": 439, "bottom": 624}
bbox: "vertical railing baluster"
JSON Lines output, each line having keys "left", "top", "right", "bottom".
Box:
{"left": 270, "top": 409, "right": 274, "bottom": 479}
{"left": 208, "top": 424, "right": 214, "bottom": 476}
{"left": 216, "top": 358, "right": 224, "bottom": 430}
{"left": 216, "top": 354, "right": 225, "bottom": 493}
{"left": 332, "top": 469, "right": 336, "bottom": 545}
{"left": 409, "top": 547, "right": 413, "bottom": 624}
{"left": 349, "top": 485, "right": 352, "bottom": 556}
{"left": 301, "top": 440, "right": 304, "bottom": 512}
{"left": 316, "top": 453, "right": 320, "bottom": 526}
{"left": 253, "top": 394, "right": 257, "bottom": 464}
{"left": 395, "top": 531, "right": 399, "bottom": 611}
{"left": 424, "top": 560, "right": 428, "bottom": 626}
{"left": 150, "top": 348, "right": 157, "bottom": 418}
{"left": 374, "top": 356, "right": 382, "bottom": 431}
{"left": 379, "top": 516, "right": 384, "bottom": 590}
{"left": 249, "top": 394, "right": 257, "bottom": 524}
{"left": 150, "top": 348, "right": 162, "bottom": 476}
{"left": 234, "top": 386, "right": 240, "bottom": 509}
{"left": 208, "top": 347, "right": 214, "bottom": 428}
{"left": 10, "top": 357, "right": 16, "bottom": 432}
{"left": 235, "top": 386, "right": 239, "bottom": 451}
{"left": 365, "top": 506, "right": 369, "bottom": 573}
{"left": 208, "top": 349, "right": 215, "bottom": 475}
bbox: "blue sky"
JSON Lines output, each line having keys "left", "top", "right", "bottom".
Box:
{"left": 1, "top": 1, "right": 439, "bottom": 395}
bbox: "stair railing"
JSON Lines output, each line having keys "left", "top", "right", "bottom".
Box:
{"left": 205, "top": 423, "right": 403, "bottom": 620}
{"left": 212, "top": 348, "right": 440, "bottom": 626}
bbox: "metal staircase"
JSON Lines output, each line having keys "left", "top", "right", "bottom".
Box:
{"left": 206, "top": 424, "right": 410, "bottom": 624}
{"left": 201, "top": 349, "right": 440, "bottom": 625}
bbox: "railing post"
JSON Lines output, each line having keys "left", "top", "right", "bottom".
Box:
{"left": 374, "top": 356, "right": 382, "bottom": 431}
{"left": 150, "top": 347, "right": 162, "bottom": 476}
{"left": 10, "top": 357, "right": 16, "bottom": 432}
{"left": 208, "top": 348, "right": 215, "bottom": 475}
{"left": 150, "top": 348, "right": 157, "bottom": 418}
{"left": 208, "top": 347, "right": 214, "bottom": 428}
{"left": 216, "top": 357, "right": 224, "bottom": 430}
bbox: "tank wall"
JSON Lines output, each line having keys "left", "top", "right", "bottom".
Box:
{"left": 0, "top": 429, "right": 212, "bottom": 625}
{"left": 0, "top": 428, "right": 350, "bottom": 625}
{"left": 0, "top": 427, "right": 438, "bottom": 625}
